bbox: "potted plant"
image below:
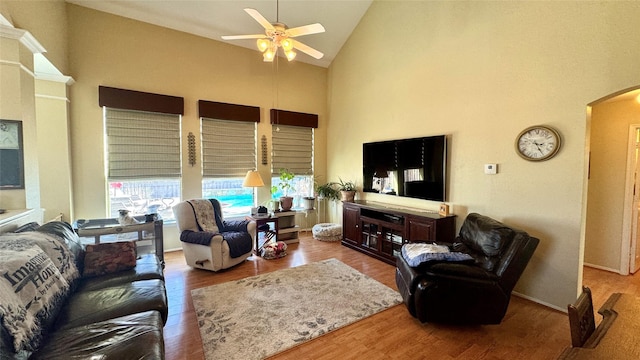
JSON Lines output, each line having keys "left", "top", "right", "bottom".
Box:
{"left": 301, "top": 176, "right": 316, "bottom": 210}
{"left": 337, "top": 178, "right": 357, "bottom": 202}
{"left": 315, "top": 182, "right": 339, "bottom": 202}
{"left": 302, "top": 196, "right": 315, "bottom": 210}
{"left": 273, "top": 168, "right": 295, "bottom": 211}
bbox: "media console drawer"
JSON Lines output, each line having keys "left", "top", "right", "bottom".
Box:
{"left": 342, "top": 201, "right": 456, "bottom": 265}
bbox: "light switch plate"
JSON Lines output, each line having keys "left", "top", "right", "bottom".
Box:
{"left": 484, "top": 163, "right": 497, "bottom": 174}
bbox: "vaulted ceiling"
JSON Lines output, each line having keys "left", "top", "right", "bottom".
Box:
{"left": 66, "top": 0, "right": 373, "bottom": 68}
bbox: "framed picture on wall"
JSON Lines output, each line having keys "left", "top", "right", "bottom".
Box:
{"left": 0, "top": 120, "right": 25, "bottom": 189}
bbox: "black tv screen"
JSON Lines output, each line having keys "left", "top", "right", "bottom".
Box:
{"left": 363, "top": 135, "right": 447, "bottom": 202}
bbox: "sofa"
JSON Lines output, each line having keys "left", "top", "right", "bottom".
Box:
{"left": 395, "top": 213, "right": 539, "bottom": 324}
{"left": 0, "top": 221, "right": 167, "bottom": 359}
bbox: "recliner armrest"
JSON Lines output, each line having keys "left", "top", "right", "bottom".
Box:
{"left": 179, "top": 230, "right": 224, "bottom": 245}
{"left": 397, "top": 252, "right": 497, "bottom": 292}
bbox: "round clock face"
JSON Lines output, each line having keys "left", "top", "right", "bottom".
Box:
{"left": 515, "top": 126, "right": 561, "bottom": 161}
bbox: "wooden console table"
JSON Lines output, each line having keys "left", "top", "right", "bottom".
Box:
{"left": 342, "top": 201, "right": 456, "bottom": 265}
{"left": 558, "top": 293, "right": 640, "bottom": 359}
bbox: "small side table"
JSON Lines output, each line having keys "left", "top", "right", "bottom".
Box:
{"left": 247, "top": 215, "right": 279, "bottom": 256}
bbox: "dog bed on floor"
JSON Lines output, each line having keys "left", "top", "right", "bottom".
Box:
{"left": 261, "top": 241, "right": 287, "bottom": 259}
{"left": 312, "top": 223, "right": 342, "bottom": 242}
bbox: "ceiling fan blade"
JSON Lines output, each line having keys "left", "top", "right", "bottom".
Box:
{"left": 286, "top": 23, "right": 325, "bottom": 38}
{"left": 293, "top": 40, "right": 324, "bottom": 59}
{"left": 221, "top": 34, "right": 266, "bottom": 40}
{"left": 244, "top": 8, "right": 275, "bottom": 31}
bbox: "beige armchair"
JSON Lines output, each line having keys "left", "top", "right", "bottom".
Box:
{"left": 172, "top": 199, "right": 256, "bottom": 271}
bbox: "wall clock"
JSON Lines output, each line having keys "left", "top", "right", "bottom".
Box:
{"left": 515, "top": 125, "right": 561, "bottom": 161}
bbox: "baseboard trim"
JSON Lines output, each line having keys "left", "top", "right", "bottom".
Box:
{"left": 584, "top": 262, "right": 623, "bottom": 274}
{"left": 512, "top": 291, "right": 566, "bottom": 313}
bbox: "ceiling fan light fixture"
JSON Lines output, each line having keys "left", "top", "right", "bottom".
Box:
{"left": 263, "top": 48, "right": 276, "bottom": 62}
{"left": 281, "top": 38, "right": 294, "bottom": 51}
{"left": 285, "top": 49, "right": 297, "bottom": 61}
{"left": 257, "top": 38, "right": 270, "bottom": 52}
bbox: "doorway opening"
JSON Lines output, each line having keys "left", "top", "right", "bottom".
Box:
{"left": 623, "top": 125, "right": 640, "bottom": 274}
{"left": 584, "top": 86, "right": 640, "bottom": 276}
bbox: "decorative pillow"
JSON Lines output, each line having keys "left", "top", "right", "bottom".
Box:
{"left": 401, "top": 243, "right": 474, "bottom": 267}
{"left": 0, "top": 246, "right": 70, "bottom": 352}
{"left": 83, "top": 241, "right": 137, "bottom": 277}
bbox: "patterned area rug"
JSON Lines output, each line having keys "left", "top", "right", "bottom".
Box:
{"left": 191, "top": 258, "right": 402, "bottom": 360}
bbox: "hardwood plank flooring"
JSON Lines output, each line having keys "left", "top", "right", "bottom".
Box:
{"left": 162, "top": 232, "right": 638, "bottom": 360}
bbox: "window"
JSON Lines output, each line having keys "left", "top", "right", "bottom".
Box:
{"left": 105, "top": 108, "right": 181, "bottom": 221}
{"left": 201, "top": 118, "right": 257, "bottom": 217}
{"left": 271, "top": 124, "right": 314, "bottom": 208}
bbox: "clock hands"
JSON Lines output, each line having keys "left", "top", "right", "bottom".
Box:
{"left": 533, "top": 141, "right": 545, "bottom": 155}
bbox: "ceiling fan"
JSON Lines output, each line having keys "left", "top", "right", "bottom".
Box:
{"left": 222, "top": 8, "right": 325, "bottom": 62}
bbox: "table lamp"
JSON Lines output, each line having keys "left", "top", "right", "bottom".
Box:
{"left": 243, "top": 170, "right": 265, "bottom": 214}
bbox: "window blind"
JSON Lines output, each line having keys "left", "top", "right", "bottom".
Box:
{"left": 105, "top": 108, "right": 181, "bottom": 179}
{"left": 271, "top": 125, "right": 314, "bottom": 176}
{"left": 201, "top": 118, "right": 256, "bottom": 178}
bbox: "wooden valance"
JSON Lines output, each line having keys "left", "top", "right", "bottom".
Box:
{"left": 198, "top": 100, "right": 260, "bottom": 122}
{"left": 98, "top": 86, "right": 184, "bottom": 115}
{"left": 270, "top": 109, "right": 318, "bottom": 128}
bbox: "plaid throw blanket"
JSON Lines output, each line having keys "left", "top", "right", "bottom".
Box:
{"left": 0, "top": 232, "right": 80, "bottom": 352}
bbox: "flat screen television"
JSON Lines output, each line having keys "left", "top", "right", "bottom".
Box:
{"left": 363, "top": 135, "right": 447, "bottom": 202}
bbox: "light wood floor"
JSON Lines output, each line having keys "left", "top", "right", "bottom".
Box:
{"left": 162, "top": 233, "right": 640, "bottom": 360}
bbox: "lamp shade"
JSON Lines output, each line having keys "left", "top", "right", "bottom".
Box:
{"left": 242, "top": 170, "right": 265, "bottom": 187}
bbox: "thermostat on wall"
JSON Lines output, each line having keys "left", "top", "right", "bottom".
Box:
{"left": 484, "top": 163, "right": 498, "bottom": 175}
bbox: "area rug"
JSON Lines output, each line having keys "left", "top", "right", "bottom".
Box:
{"left": 191, "top": 258, "right": 403, "bottom": 360}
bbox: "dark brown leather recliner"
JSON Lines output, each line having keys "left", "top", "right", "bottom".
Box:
{"left": 395, "top": 213, "right": 539, "bottom": 324}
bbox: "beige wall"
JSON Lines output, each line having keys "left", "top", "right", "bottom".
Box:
{"left": 35, "top": 79, "right": 74, "bottom": 222}
{"left": 327, "top": 1, "right": 640, "bottom": 309}
{"left": 0, "top": 0, "right": 68, "bottom": 74}
{"left": 586, "top": 97, "right": 640, "bottom": 271}
{"left": 66, "top": 4, "right": 328, "bottom": 250}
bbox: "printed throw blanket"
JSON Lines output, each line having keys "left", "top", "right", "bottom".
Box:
{"left": 187, "top": 199, "right": 219, "bottom": 233}
{"left": 0, "top": 232, "right": 80, "bottom": 352}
